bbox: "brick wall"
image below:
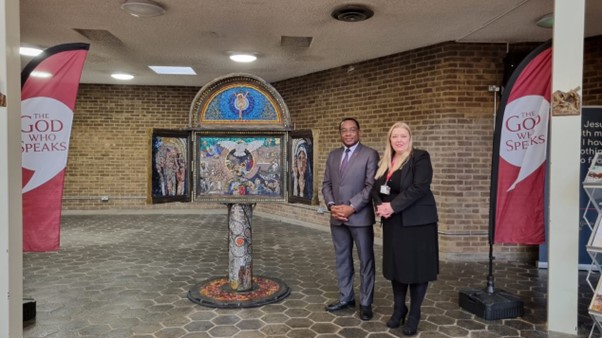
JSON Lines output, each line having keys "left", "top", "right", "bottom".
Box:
{"left": 64, "top": 85, "right": 199, "bottom": 209}
{"left": 583, "top": 36, "right": 602, "bottom": 105}
{"left": 63, "top": 37, "right": 602, "bottom": 261}
{"left": 266, "top": 41, "right": 522, "bottom": 261}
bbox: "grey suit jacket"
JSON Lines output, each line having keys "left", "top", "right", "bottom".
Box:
{"left": 322, "top": 143, "right": 379, "bottom": 227}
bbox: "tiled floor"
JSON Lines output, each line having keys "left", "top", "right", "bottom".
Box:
{"left": 22, "top": 212, "right": 597, "bottom": 337}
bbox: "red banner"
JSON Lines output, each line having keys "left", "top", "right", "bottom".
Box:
{"left": 491, "top": 42, "right": 552, "bottom": 244}
{"left": 21, "top": 43, "right": 89, "bottom": 252}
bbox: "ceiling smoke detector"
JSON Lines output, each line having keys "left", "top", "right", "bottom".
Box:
{"left": 331, "top": 4, "right": 374, "bottom": 22}
{"left": 121, "top": 0, "right": 165, "bottom": 18}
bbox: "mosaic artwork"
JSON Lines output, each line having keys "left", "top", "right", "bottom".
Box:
{"left": 187, "top": 74, "right": 291, "bottom": 308}
{"left": 150, "top": 130, "right": 191, "bottom": 203}
{"left": 188, "top": 275, "right": 290, "bottom": 308}
{"left": 195, "top": 132, "right": 285, "bottom": 202}
{"left": 189, "top": 74, "right": 290, "bottom": 130}
{"left": 203, "top": 85, "right": 279, "bottom": 122}
{"left": 228, "top": 204, "right": 253, "bottom": 291}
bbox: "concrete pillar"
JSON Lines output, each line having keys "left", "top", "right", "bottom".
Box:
{"left": 547, "top": 0, "right": 585, "bottom": 334}
{"left": 0, "top": 0, "right": 23, "bottom": 336}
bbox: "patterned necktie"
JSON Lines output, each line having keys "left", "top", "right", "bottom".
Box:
{"left": 340, "top": 148, "right": 350, "bottom": 175}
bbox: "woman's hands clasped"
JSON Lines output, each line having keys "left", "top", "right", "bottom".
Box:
{"left": 375, "top": 202, "right": 394, "bottom": 219}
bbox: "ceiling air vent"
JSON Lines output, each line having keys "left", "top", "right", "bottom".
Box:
{"left": 73, "top": 29, "right": 123, "bottom": 45}
{"left": 281, "top": 36, "right": 313, "bottom": 48}
{"left": 331, "top": 4, "right": 374, "bottom": 22}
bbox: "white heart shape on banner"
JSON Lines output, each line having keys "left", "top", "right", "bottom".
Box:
{"left": 21, "top": 97, "right": 73, "bottom": 193}
{"left": 499, "top": 95, "right": 550, "bottom": 191}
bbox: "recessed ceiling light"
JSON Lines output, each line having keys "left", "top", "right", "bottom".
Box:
{"left": 230, "top": 54, "right": 257, "bottom": 63}
{"left": 121, "top": 0, "right": 166, "bottom": 18}
{"left": 31, "top": 71, "right": 52, "bottom": 78}
{"left": 111, "top": 73, "right": 134, "bottom": 80}
{"left": 148, "top": 66, "right": 196, "bottom": 75}
{"left": 20, "top": 47, "right": 43, "bottom": 57}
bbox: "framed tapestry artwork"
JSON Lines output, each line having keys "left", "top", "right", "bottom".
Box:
{"left": 288, "top": 130, "right": 318, "bottom": 205}
{"left": 149, "top": 129, "right": 192, "bottom": 203}
{"left": 195, "top": 131, "right": 286, "bottom": 203}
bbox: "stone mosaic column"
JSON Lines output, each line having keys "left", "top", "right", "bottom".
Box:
{"left": 227, "top": 203, "right": 253, "bottom": 291}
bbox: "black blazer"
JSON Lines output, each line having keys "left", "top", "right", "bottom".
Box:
{"left": 371, "top": 149, "right": 438, "bottom": 226}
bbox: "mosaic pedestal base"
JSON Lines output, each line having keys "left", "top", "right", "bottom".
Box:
{"left": 188, "top": 276, "right": 290, "bottom": 308}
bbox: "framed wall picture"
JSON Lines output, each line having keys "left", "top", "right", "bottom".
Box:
{"left": 195, "top": 131, "right": 286, "bottom": 203}
{"left": 149, "top": 129, "right": 192, "bottom": 203}
{"left": 288, "top": 130, "right": 318, "bottom": 205}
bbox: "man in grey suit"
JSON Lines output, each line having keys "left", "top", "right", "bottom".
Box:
{"left": 322, "top": 117, "right": 379, "bottom": 321}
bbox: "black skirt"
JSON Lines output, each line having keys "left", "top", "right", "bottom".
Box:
{"left": 381, "top": 214, "right": 439, "bottom": 284}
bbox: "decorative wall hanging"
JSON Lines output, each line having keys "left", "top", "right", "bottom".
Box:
{"left": 148, "top": 129, "right": 192, "bottom": 203}
{"left": 288, "top": 129, "right": 318, "bottom": 205}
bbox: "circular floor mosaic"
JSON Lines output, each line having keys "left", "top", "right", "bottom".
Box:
{"left": 188, "top": 276, "right": 290, "bottom": 308}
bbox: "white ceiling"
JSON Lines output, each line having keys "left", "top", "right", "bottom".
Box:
{"left": 19, "top": 0, "right": 602, "bottom": 87}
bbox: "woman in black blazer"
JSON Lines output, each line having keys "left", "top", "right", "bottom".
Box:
{"left": 371, "top": 122, "right": 439, "bottom": 336}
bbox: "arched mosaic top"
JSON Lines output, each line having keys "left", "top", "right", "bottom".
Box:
{"left": 189, "top": 73, "right": 291, "bottom": 131}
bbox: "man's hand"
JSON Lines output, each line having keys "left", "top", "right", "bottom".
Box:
{"left": 330, "top": 204, "right": 355, "bottom": 222}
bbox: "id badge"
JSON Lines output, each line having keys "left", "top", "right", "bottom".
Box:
{"left": 380, "top": 184, "right": 391, "bottom": 195}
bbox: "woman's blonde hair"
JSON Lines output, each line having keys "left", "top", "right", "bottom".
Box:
{"left": 375, "top": 122, "right": 413, "bottom": 179}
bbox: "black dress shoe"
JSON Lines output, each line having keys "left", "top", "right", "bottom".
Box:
{"left": 386, "top": 314, "right": 405, "bottom": 328}
{"left": 359, "top": 305, "right": 373, "bottom": 320}
{"left": 386, "top": 305, "right": 408, "bottom": 328}
{"left": 387, "top": 302, "right": 408, "bottom": 329}
{"left": 325, "top": 300, "right": 355, "bottom": 312}
{"left": 402, "top": 316, "right": 419, "bottom": 336}
{"left": 402, "top": 325, "right": 418, "bottom": 336}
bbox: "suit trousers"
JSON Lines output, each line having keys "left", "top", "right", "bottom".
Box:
{"left": 330, "top": 224, "right": 375, "bottom": 306}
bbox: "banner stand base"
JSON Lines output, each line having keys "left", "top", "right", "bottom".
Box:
{"left": 459, "top": 288, "right": 524, "bottom": 320}
{"left": 23, "top": 297, "right": 36, "bottom": 321}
